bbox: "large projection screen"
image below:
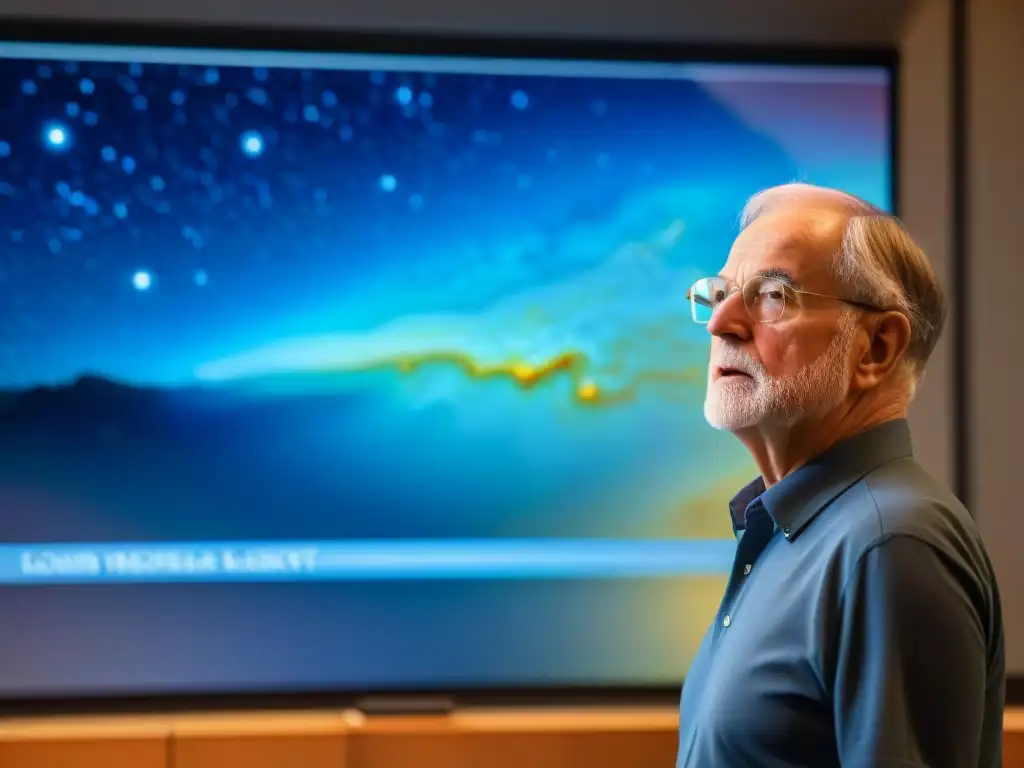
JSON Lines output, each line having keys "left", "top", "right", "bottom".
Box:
{"left": 0, "top": 25, "right": 895, "bottom": 705}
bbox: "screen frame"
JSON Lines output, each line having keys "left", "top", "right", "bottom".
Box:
{"left": 0, "top": 17, "right": 900, "bottom": 714}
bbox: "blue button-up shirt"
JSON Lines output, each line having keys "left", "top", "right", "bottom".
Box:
{"left": 677, "top": 419, "right": 1004, "bottom": 768}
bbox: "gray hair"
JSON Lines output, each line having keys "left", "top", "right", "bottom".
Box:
{"left": 739, "top": 183, "right": 946, "bottom": 389}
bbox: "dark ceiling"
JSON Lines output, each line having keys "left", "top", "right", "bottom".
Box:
{"left": 0, "top": 0, "right": 920, "bottom": 47}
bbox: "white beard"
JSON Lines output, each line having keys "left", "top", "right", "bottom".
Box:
{"left": 703, "top": 312, "right": 858, "bottom": 431}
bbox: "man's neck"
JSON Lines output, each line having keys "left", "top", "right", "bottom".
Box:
{"left": 734, "top": 399, "right": 908, "bottom": 488}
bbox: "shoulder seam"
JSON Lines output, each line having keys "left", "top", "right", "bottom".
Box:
{"left": 834, "top": 532, "right": 945, "bottom": 618}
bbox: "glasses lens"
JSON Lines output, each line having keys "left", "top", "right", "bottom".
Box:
{"left": 689, "top": 277, "right": 727, "bottom": 324}
{"left": 743, "top": 276, "right": 787, "bottom": 323}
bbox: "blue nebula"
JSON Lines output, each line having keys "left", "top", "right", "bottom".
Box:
{"left": 0, "top": 53, "right": 890, "bottom": 392}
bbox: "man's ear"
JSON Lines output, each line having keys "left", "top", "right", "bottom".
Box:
{"left": 853, "top": 311, "right": 912, "bottom": 390}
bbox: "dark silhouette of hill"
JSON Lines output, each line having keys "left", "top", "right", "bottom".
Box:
{"left": 0, "top": 371, "right": 371, "bottom": 445}
{"left": 0, "top": 374, "right": 173, "bottom": 434}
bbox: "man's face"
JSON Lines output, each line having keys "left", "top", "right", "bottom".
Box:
{"left": 703, "top": 207, "right": 861, "bottom": 431}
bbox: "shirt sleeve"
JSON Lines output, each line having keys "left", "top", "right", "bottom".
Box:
{"left": 831, "top": 534, "right": 992, "bottom": 768}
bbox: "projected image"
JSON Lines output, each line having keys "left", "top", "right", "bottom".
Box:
{"left": 0, "top": 40, "right": 891, "bottom": 695}
{"left": 0, "top": 51, "right": 889, "bottom": 544}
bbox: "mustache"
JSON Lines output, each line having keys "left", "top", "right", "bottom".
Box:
{"left": 714, "top": 345, "right": 765, "bottom": 376}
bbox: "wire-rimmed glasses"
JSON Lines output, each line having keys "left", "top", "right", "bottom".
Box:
{"left": 686, "top": 275, "right": 884, "bottom": 325}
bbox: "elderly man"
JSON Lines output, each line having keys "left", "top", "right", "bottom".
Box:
{"left": 677, "top": 184, "right": 1004, "bottom": 768}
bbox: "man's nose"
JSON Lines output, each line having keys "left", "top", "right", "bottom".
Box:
{"left": 706, "top": 290, "right": 754, "bottom": 341}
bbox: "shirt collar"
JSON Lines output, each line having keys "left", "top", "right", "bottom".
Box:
{"left": 728, "top": 418, "right": 914, "bottom": 541}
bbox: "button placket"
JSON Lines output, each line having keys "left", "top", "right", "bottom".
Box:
{"left": 717, "top": 509, "right": 774, "bottom": 636}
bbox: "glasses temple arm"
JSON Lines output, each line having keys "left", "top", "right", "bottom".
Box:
{"left": 687, "top": 293, "right": 715, "bottom": 309}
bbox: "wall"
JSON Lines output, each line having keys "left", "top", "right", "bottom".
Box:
{"left": 969, "top": 0, "right": 1024, "bottom": 672}
{"left": 900, "top": 0, "right": 953, "bottom": 490}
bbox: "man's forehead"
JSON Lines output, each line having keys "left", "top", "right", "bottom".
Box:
{"left": 722, "top": 207, "right": 846, "bottom": 286}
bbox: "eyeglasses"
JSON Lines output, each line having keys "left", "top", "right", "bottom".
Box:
{"left": 686, "top": 275, "right": 884, "bottom": 325}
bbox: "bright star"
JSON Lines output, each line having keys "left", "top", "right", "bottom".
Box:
{"left": 42, "top": 122, "right": 72, "bottom": 152}
{"left": 132, "top": 270, "right": 153, "bottom": 291}
{"left": 240, "top": 130, "right": 264, "bottom": 157}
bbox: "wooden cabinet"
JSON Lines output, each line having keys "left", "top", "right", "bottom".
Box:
{"left": 172, "top": 712, "right": 350, "bottom": 768}
{"left": 0, "top": 707, "right": 1020, "bottom": 767}
{"left": 346, "top": 708, "right": 678, "bottom": 768}
{"left": 0, "top": 716, "right": 168, "bottom": 768}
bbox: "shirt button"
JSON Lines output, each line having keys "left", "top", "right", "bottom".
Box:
{"left": 723, "top": 614, "right": 732, "bottom": 628}
{"left": 742, "top": 563, "right": 752, "bottom": 575}
{"left": 782, "top": 526, "right": 791, "bottom": 538}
